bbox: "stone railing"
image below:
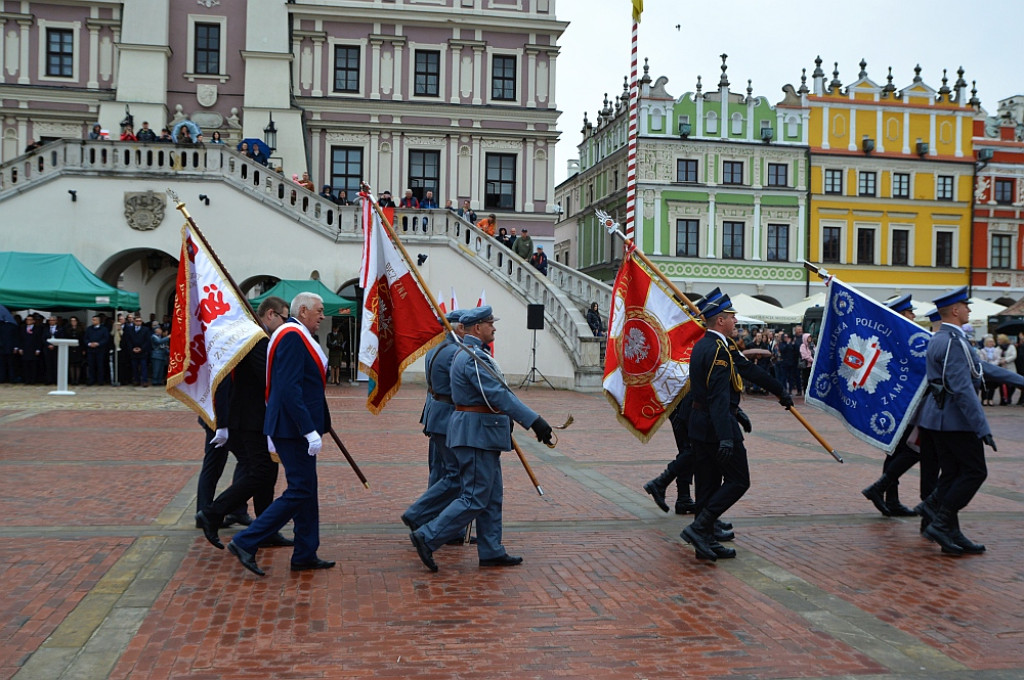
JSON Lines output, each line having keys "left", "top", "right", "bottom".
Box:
{"left": 0, "top": 140, "right": 608, "bottom": 384}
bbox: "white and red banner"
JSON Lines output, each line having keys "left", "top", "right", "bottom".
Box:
{"left": 603, "top": 244, "right": 703, "bottom": 441}
{"left": 359, "top": 197, "right": 445, "bottom": 414}
{"left": 477, "top": 289, "right": 487, "bottom": 307}
{"left": 450, "top": 286, "right": 460, "bottom": 312}
{"left": 166, "top": 222, "right": 265, "bottom": 428}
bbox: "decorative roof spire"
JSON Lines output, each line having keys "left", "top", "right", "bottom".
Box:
{"left": 601, "top": 92, "right": 611, "bottom": 117}
{"left": 829, "top": 62, "right": 842, "bottom": 92}
{"left": 719, "top": 53, "right": 729, "bottom": 88}
{"left": 882, "top": 66, "right": 896, "bottom": 96}
{"left": 581, "top": 111, "right": 589, "bottom": 135}
{"left": 969, "top": 81, "right": 980, "bottom": 108}
{"left": 798, "top": 68, "right": 808, "bottom": 94}
{"left": 913, "top": 64, "right": 922, "bottom": 83}
{"left": 746, "top": 79, "right": 753, "bottom": 102}
{"left": 812, "top": 55, "right": 824, "bottom": 79}
{"left": 955, "top": 66, "right": 966, "bottom": 90}
{"left": 695, "top": 74, "right": 703, "bottom": 97}
{"left": 641, "top": 58, "right": 651, "bottom": 85}
{"left": 619, "top": 76, "right": 629, "bottom": 108}
{"left": 858, "top": 58, "right": 867, "bottom": 79}
{"left": 938, "top": 69, "right": 950, "bottom": 97}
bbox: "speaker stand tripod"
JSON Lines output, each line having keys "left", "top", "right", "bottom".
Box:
{"left": 518, "top": 329, "right": 554, "bottom": 390}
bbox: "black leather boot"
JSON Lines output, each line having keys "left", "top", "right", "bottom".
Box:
{"left": 915, "top": 492, "right": 938, "bottom": 533}
{"left": 680, "top": 510, "right": 718, "bottom": 561}
{"left": 923, "top": 507, "right": 964, "bottom": 555}
{"left": 705, "top": 537, "right": 736, "bottom": 559}
{"left": 714, "top": 520, "right": 735, "bottom": 542}
{"left": 674, "top": 478, "right": 697, "bottom": 515}
{"left": 949, "top": 513, "right": 985, "bottom": 554}
{"left": 643, "top": 468, "right": 675, "bottom": 513}
{"left": 884, "top": 484, "right": 917, "bottom": 517}
{"left": 861, "top": 474, "right": 892, "bottom": 516}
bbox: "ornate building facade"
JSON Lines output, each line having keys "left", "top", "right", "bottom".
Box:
{"left": 805, "top": 59, "right": 978, "bottom": 299}
{"left": 554, "top": 56, "right": 809, "bottom": 304}
{"left": 971, "top": 96, "right": 1024, "bottom": 299}
{"left": 0, "top": 0, "right": 565, "bottom": 234}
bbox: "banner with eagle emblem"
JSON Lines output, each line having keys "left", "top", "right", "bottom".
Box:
{"left": 602, "top": 242, "right": 704, "bottom": 441}
{"left": 358, "top": 194, "right": 445, "bottom": 414}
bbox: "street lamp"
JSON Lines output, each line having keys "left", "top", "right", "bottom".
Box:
{"left": 263, "top": 113, "right": 278, "bottom": 153}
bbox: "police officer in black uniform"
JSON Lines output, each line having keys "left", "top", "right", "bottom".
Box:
{"left": 680, "top": 291, "right": 793, "bottom": 561}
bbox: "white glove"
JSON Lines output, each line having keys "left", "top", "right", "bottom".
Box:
{"left": 266, "top": 436, "right": 276, "bottom": 453}
{"left": 304, "top": 431, "right": 322, "bottom": 457}
{"left": 211, "top": 428, "right": 229, "bottom": 448}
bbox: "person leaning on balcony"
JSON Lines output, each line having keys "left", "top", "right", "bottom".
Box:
{"left": 400, "top": 189, "right": 420, "bottom": 209}
{"left": 529, "top": 245, "right": 548, "bottom": 275}
{"left": 157, "top": 128, "right": 173, "bottom": 143}
{"left": 137, "top": 122, "right": 157, "bottom": 142}
{"left": 458, "top": 200, "right": 477, "bottom": 224}
{"left": 421, "top": 191, "right": 438, "bottom": 209}
{"left": 378, "top": 190, "right": 396, "bottom": 208}
{"left": 476, "top": 213, "right": 497, "bottom": 237}
{"left": 88, "top": 124, "right": 103, "bottom": 140}
{"left": 511, "top": 228, "right": 533, "bottom": 259}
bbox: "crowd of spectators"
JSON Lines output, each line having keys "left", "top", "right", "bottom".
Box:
{"left": 0, "top": 311, "right": 172, "bottom": 387}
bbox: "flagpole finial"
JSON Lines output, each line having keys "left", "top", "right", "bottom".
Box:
{"left": 166, "top": 188, "right": 180, "bottom": 204}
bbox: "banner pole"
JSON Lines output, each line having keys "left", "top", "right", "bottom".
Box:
{"left": 358, "top": 183, "right": 545, "bottom": 495}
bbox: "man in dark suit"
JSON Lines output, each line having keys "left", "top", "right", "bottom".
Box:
{"left": 196, "top": 296, "right": 292, "bottom": 550}
{"left": 122, "top": 314, "right": 152, "bottom": 386}
{"left": 42, "top": 315, "right": 63, "bottom": 384}
{"left": 681, "top": 292, "right": 791, "bottom": 561}
{"left": 83, "top": 315, "right": 110, "bottom": 385}
{"left": 16, "top": 315, "right": 46, "bottom": 384}
{"left": 227, "top": 292, "right": 333, "bottom": 576}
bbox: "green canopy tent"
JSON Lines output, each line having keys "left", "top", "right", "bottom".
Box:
{"left": 0, "top": 252, "right": 140, "bottom": 311}
{"left": 250, "top": 279, "right": 356, "bottom": 317}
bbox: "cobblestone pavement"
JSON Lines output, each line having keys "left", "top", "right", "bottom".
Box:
{"left": 1, "top": 382, "right": 1022, "bottom": 680}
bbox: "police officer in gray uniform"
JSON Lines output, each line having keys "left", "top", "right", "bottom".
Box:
{"left": 410, "top": 306, "right": 552, "bottom": 572}
{"left": 916, "top": 286, "right": 1022, "bottom": 555}
{"left": 402, "top": 310, "right": 466, "bottom": 531}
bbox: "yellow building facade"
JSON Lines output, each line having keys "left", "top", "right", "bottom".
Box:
{"left": 807, "top": 59, "right": 978, "bottom": 298}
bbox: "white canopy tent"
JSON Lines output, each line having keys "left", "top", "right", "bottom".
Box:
{"left": 735, "top": 314, "right": 766, "bottom": 326}
{"left": 782, "top": 291, "right": 827, "bottom": 317}
{"left": 729, "top": 294, "right": 802, "bottom": 324}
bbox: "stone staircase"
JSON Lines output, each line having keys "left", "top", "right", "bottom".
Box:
{"left": 0, "top": 139, "right": 613, "bottom": 388}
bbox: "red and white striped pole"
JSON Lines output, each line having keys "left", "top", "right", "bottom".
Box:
{"left": 624, "top": 18, "right": 639, "bottom": 242}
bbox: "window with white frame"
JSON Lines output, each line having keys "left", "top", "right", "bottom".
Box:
{"left": 891, "top": 228, "right": 910, "bottom": 266}
{"left": 46, "top": 28, "right": 74, "bottom": 77}
{"left": 722, "top": 221, "right": 744, "bottom": 259}
{"left": 767, "top": 163, "right": 787, "bottom": 187}
{"left": 858, "top": 171, "right": 877, "bottom": 197}
{"left": 935, "top": 230, "right": 954, "bottom": 267}
{"left": 186, "top": 15, "right": 227, "bottom": 79}
{"left": 991, "top": 233, "right": 1012, "bottom": 269}
{"left": 822, "top": 225, "right": 842, "bottom": 263}
{"left": 491, "top": 55, "right": 517, "bottom": 101}
{"left": 676, "top": 219, "right": 699, "bottom": 257}
{"left": 767, "top": 224, "right": 789, "bottom": 261}
{"left": 676, "top": 159, "right": 698, "bottom": 183}
{"left": 824, "top": 168, "right": 843, "bottom": 194}
{"left": 723, "top": 161, "right": 743, "bottom": 185}
{"left": 334, "top": 46, "right": 360, "bottom": 93}
{"left": 892, "top": 172, "right": 910, "bottom": 199}
{"left": 414, "top": 50, "right": 440, "bottom": 97}
{"left": 936, "top": 175, "right": 954, "bottom": 201}
{"left": 856, "top": 226, "right": 876, "bottom": 265}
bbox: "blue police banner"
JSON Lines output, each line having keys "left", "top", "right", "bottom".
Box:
{"left": 805, "top": 279, "right": 930, "bottom": 453}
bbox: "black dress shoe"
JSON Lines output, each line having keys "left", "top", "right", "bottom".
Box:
{"left": 290, "top": 558, "right": 336, "bottom": 571}
{"left": 194, "top": 511, "right": 224, "bottom": 549}
{"left": 479, "top": 554, "right": 523, "bottom": 567}
{"left": 674, "top": 497, "right": 697, "bottom": 515}
{"left": 258, "top": 533, "right": 295, "bottom": 548}
{"left": 410, "top": 531, "right": 438, "bottom": 572}
{"left": 714, "top": 527, "right": 735, "bottom": 542}
{"left": 223, "top": 512, "right": 253, "bottom": 527}
{"left": 228, "top": 542, "right": 265, "bottom": 576}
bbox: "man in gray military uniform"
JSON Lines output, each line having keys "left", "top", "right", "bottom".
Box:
{"left": 402, "top": 310, "right": 467, "bottom": 532}
{"left": 916, "top": 286, "right": 1016, "bottom": 555}
{"left": 409, "top": 306, "right": 552, "bottom": 572}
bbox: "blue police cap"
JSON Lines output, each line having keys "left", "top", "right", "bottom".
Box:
{"left": 694, "top": 287, "right": 722, "bottom": 312}
{"left": 460, "top": 305, "right": 498, "bottom": 326}
{"left": 932, "top": 286, "right": 969, "bottom": 310}
{"left": 445, "top": 310, "right": 464, "bottom": 323}
{"left": 701, "top": 292, "right": 736, "bottom": 320}
{"left": 924, "top": 307, "right": 942, "bottom": 322}
{"left": 886, "top": 294, "right": 913, "bottom": 314}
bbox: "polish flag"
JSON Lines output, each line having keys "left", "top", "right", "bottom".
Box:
{"left": 450, "top": 287, "right": 460, "bottom": 312}
{"left": 477, "top": 289, "right": 487, "bottom": 307}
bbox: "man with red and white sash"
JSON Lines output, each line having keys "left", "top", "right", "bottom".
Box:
{"left": 228, "top": 292, "right": 333, "bottom": 576}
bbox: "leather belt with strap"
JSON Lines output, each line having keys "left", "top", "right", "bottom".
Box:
{"left": 432, "top": 393, "right": 454, "bottom": 404}
{"left": 455, "top": 404, "right": 499, "bottom": 414}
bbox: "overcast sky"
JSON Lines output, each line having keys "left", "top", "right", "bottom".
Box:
{"left": 553, "top": 0, "right": 1021, "bottom": 184}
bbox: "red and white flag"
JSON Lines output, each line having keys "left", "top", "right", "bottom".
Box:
{"left": 166, "top": 223, "right": 265, "bottom": 428}
{"left": 450, "top": 287, "right": 460, "bottom": 312}
{"left": 477, "top": 289, "right": 487, "bottom": 307}
{"left": 437, "top": 290, "right": 447, "bottom": 315}
{"left": 603, "top": 244, "right": 703, "bottom": 441}
{"left": 358, "top": 197, "right": 445, "bottom": 413}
